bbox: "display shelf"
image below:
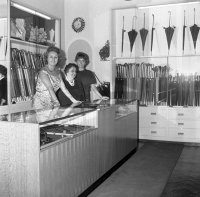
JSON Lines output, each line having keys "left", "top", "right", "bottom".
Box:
{"left": 10, "top": 37, "right": 49, "bottom": 49}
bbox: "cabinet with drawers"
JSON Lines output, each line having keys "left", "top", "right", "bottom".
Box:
{"left": 139, "top": 106, "right": 200, "bottom": 143}
{"left": 139, "top": 106, "right": 168, "bottom": 140}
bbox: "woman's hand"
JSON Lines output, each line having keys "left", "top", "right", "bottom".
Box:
{"left": 52, "top": 100, "right": 60, "bottom": 108}
{"left": 72, "top": 99, "right": 82, "bottom": 104}
{"left": 101, "top": 96, "right": 109, "bottom": 100}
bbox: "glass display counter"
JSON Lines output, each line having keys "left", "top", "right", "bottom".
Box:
{"left": 0, "top": 100, "right": 138, "bottom": 197}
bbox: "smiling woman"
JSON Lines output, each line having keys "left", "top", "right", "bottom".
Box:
{"left": 56, "top": 63, "right": 85, "bottom": 106}
{"left": 33, "top": 46, "right": 82, "bottom": 109}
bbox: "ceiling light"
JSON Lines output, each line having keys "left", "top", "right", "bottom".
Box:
{"left": 138, "top": 1, "right": 200, "bottom": 9}
{"left": 11, "top": 2, "right": 51, "bottom": 20}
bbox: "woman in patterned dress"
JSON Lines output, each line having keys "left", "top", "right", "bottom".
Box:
{"left": 33, "top": 46, "right": 81, "bottom": 109}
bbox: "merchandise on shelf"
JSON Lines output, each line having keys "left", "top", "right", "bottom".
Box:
{"left": 10, "top": 48, "right": 45, "bottom": 103}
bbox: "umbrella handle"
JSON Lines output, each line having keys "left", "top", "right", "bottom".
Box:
{"left": 143, "top": 13, "right": 146, "bottom": 28}
{"left": 184, "top": 10, "right": 186, "bottom": 26}
{"left": 168, "top": 11, "right": 171, "bottom": 27}
{"left": 123, "top": 16, "right": 125, "bottom": 29}
{"left": 194, "top": 8, "right": 196, "bottom": 24}
{"left": 152, "top": 14, "right": 154, "bottom": 28}
{"left": 132, "top": 16, "right": 137, "bottom": 30}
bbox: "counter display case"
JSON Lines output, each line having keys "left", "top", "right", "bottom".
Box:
{"left": 0, "top": 99, "right": 138, "bottom": 197}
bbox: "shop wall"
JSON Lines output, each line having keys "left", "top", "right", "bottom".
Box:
{"left": 64, "top": 0, "right": 199, "bottom": 83}
{"left": 14, "top": 0, "right": 65, "bottom": 49}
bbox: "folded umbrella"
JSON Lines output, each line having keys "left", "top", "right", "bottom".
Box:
{"left": 128, "top": 16, "right": 138, "bottom": 57}
{"left": 182, "top": 10, "right": 187, "bottom": 54}
{"left": 140, "top": 13, "right": 148, "bottom": 56}
{"left": 121, "top": 16, "right": 126, "bottom": 57}
{"left": 150, "top": 14, "right": 155, "bottom": 56}
{"left": 190, "top": 8, "right": 200, "bottom": 54}
{"left": 164, "top": 11, "right": 176, "bottom": 55}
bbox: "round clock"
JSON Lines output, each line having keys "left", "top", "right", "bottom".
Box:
{"left": 72, "top": 17, "right": 85, "bottom": 33}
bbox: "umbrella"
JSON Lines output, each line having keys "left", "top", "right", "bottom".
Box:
{"left": 163, "top": 11, "right": 176, "bottom": 55}
{"left": 151, "top": 14, "right": 155, "bottom": 55}
{"left": 121, "top": 16, "right": 126, "bottom": 57}
{"left": 140, "top": 13, "right": 148, "bottom": 56}
{"left": 190, "top": 8, "right": 200, "bottom": 54}
{"left": 128, "top": 16, "right": 138, "bottom": 57}
{"left": 182, "top": 10, "right": 186, "bottom": 54}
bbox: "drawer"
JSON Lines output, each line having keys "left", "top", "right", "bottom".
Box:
{"left": 168, "top": 120, "right": 200, "bottom": 129}
{"left": 140, "top": 127, "right": 166, "bottom": 137}
{"left": 140, "top": 118, "right": 168, "bottom": 127}
{"left": 168, "top": 128, "right": 200, "bottom": 139}
{"left": 168, "top": 107, "right": 200, "bottom": 120}
{"left": 140, "top": 106, "right": 168, "bottom": 118}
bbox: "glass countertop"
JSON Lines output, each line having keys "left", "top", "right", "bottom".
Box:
{"left": 0, "top": 103, "right": 96, "bottom": 124}
{"left": 0, "top": 99, "right": 138, "bottom": 124}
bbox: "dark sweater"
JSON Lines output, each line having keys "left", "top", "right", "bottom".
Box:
{"left": 56, "top": 75, "right": 85, "bottom": 106}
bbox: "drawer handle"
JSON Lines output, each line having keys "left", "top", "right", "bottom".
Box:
{"left": 151, "top": 122, "right": 157, "bottom": 124}
{"left": 178, "top": 113, "right": 184, "bottom": 116}
{"left": 151, "top": 113, "right": 156, "bottom": 115}
{"left": 151, "top": 131, "right": 157, "bottom": 134}
{"left": 178, "top": 132, "right": 184, "bottom": 135}
{"left": 178, "top": 123, "right": 184, "bottom": 126}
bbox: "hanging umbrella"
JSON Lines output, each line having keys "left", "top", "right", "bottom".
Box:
{"left": 128, "top": 16, "right": 138, "bottom": 57}
{"left": 163, "top": 11, "right": 176, "bottom": 55}
{"left": 190, "top": 8, "right": 200, "bottom": 54}
{"left": 182, "top": 10, "right": 186, "bottom": 54}
{"left": 150, "top": 14, "right": 155, "bottom": 55}
{"left": 121, "top": 16, "right": 126, "bottom": 57}
{"left": 140, "top": 13, "right": 148, "bottom": 56}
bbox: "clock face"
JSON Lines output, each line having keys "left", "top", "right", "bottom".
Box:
{"left": 72, "top": 17, "right": 85, "bottom": 33}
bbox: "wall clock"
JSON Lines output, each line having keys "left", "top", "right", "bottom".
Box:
{"left": 72, "top": 17, "right": 85, "bottom": 33}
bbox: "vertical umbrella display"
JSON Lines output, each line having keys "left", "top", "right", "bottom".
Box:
{"left": 128, "top": 16, "right": 137, "bottom": 57}
{"left": 190, "top": 8, "right": 200, "bottom": 54}
{"left": 163, "top": 11, "right": 176, "bottom": 55}
{"left": 150, "top": 14, "right": 155, "bottom": 55}
{"left": 121, "top": 16, "right": 126, "bottom": 57}
{"left": 140, "top": 13, "right": 148, "bottom": 56}
{"left": 182, "top": 10, "right": 186, "bottom": 54}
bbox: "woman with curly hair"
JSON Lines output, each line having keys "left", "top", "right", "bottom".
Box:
{"left": 33, "top": 46, "right": 81, "bottom": 109}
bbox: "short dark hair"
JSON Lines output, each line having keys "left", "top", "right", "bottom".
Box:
{"left": 64, "top": 63, "right": 78, "bottom": 74}
{"left": 75, "top": 52, "right": 89, "bottom": 66}
{"left": 0, "top": 64, "right": 7, "bottom": 76}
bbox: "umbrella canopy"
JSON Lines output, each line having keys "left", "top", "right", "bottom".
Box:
{"left": 128, "top": 16, "right": 138, "bottom": 56}
{"left": 150, "top": 14, "right": 155, "bottom": 55}
{"left": 190, "top": 8, "right": 200, "bottom": 53}
{"left": 140, "top": 13, "right": 148, "bottom": 56}
{"left": 182, "top": 10, "right": 186, "bottom": 54}
{"left": 163, "top": 11, "right": 175, "bottom": 54}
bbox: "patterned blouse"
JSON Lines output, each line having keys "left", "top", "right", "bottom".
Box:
{"left": 33, "top": 69, "right": 61, "bottom": 109}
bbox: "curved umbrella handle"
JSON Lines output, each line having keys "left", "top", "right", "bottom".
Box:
{"left": 152, "top": 14, "right": 154, "bottom": 28}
